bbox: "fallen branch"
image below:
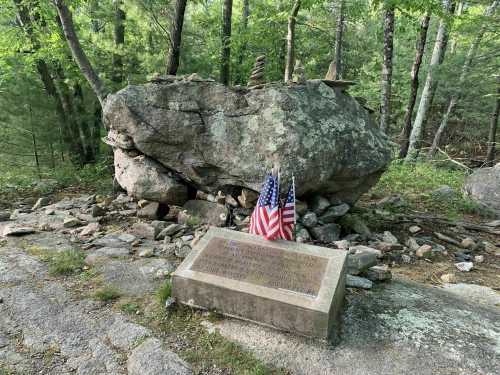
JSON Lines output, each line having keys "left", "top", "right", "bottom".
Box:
{"left": 393, "top": 214, "right": 500, "bottom": 235}
{"left": 434, "top": 232, "right": 461, "bottom": 246}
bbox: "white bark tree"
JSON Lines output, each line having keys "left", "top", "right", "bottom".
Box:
{"left": 405, "top": 0, "right": 453, "bottom": 162}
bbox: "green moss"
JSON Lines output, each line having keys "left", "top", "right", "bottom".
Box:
{"left": 186, "top": 215, "right": 202, "bottom": 227}
{"left": 93, "top": 286, "right": 121, "bottom": 302}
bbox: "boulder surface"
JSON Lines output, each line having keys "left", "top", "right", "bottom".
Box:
{"left": 463, "top": 163, "right": 500, "bottom": 215}
{"left": 104, "top": 77, "right": 392, "bottom": 204}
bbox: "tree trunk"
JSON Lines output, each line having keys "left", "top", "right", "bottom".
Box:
{"left": 427, "top": 0, "right": 499, "bottom": 159}
{"left": 333, "top": 0, "right": 345, "bottom": 80}
{"left": 166, "top": 0, "right": 188, "bottom": 75}
{"left": 112, "top": 0, "right": 126, "bottom": 85}
{"left": 13, "top": 0, "right": 73, "bottom": 160}
{"left": 399, "top": 14, "right": 431, "bottom": 158}
{"left": 53, "top": 0, "right": 108, "bottom": 107}
{"left": 449, "top": 2, "right": 464, "bottom": 55}
{"left": 486, "top": 77, "right": 500, "bottom": 165}
{"left": 405, "top": 0, "right": 453, "bottom": 162}
{"left": 380, "top": 5, "right": 395, "bottom": 132}
{"left": 284, "top": 0, "right": 301, "bottom": 83}
{"left": 236, "top": 0, "right": 250, "bottom": 84}
{"left": 29, "top": 104, "right": 41, "bottom": 178}
{"left": 220, "top": 0, "right": 233, "bottom": 85}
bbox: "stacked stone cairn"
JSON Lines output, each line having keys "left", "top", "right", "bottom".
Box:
{"left": 247, "top": 55, "right": 266, "bottom": 87}
{"left": 291, "top": 60, "right": 306, "bottom": 84}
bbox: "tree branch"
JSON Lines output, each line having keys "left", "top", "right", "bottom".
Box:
{"left": 53, "top": 0, "right": 108, "bottom": 107}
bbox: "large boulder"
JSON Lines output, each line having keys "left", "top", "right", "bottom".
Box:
{"left": 104, "top": 77, "right": 392, "bottom": 204}
{"left": 114, "top": 149, "right": 188, "bottom": 205}
{"left": 463, "top": 163, "right": 500, "bottom": 215}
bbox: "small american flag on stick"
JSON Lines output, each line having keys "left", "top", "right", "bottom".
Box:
{"left": 249, "top": 174, "right": 281, "bottom": 240}
{"left": 279, "top": 177, "right": 295, "bottom": 241}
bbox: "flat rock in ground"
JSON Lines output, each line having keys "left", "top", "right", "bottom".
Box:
{"left": 130, "top": 222, "right": 159, "bottom": 240}
{"left": 441, "top": 283, "right": 500, "bottom": 307}
{"left": 214, "top": 279, "right": 500, "bottom": 375}
{"left": 94, "top": 233, "right": 132, "bottom": 248}
{"left": 85, "top": 247, "right": 131, "bottom": 265}
{"left": 2, "top": 225, "right": 36, "bottom": 237}
{"left": 127, "top": 338, "right": 192, "bottom": 375}
{"left": 346, "top": 275, "right": 373, "bottom": 289}
{"left": 95, "top": 258, "right": 176, "bottom": 296}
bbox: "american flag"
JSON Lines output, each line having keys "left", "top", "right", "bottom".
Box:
{"left": 249, "top": 174, "right": 281, "bottom": 240}
{"left": 279, "top": 180, "right": 295, "bottom": 241}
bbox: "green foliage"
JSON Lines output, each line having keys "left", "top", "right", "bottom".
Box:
{"left": 93, "top": 286, "right": 122, "bottom": 302}
{"left": 119, "top": 301, "right": 141, "bottom": 314}
{"left": 46, "top": 249, "right": 86, "bottom": 276}
{"left": 373, "top": 161, "right": 486, "bottom": 218}
{"left": 156, "top": 305, "right": 286, "bottom": 374}
{"left": 0, "top": 159, "right": 113, "bottom": 201}
{"left": 156, "top": 279, "right": 172, "bottom": 305}
{"left": 186, "top": 215, "right": 202, "bottom": 227}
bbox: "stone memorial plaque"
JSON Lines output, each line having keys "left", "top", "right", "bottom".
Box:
{"left": 190, "top": 237, "right": 327, "bottom": 296}
{"left": 172, "top": 227, "right": 347, "bottom": 339}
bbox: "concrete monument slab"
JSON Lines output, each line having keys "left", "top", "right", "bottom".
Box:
{"left": 172, "top": 227, "right": 346, "bottom": 339}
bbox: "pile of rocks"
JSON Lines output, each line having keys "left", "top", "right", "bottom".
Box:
{"left": 247, "top": 55, "right": 266, "bottom": 87}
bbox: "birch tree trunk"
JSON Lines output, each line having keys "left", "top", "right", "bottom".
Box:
{"left": 405, "top": 0, "right": 453, "bottom": 162}
{"left": 220, "top": 0, "right": 233, "bottom": 85}
{"left": 399, "top": 14, "right": 431, "bottom": 158}
{"left": 380, "top": 5, "right": 395, "bottom": 132}
{"left": 284, "top": 0, "right": 301, "bottom": 83}
{"left": 166, "top": 0, "right": 188, "bottom": 75}
{"left": 486, "top": 77, "right": 500, "bottom": 165}
{"left": 427, "top": 0, "right": 499, "bottom": 159}
{"left": 334, "top": 0, "right": 344, "bottom": 80}
{"left": 53, "top": 0, "right": 108, "bottom": 107}
{"left": 112, "top": 0, "right": 126, "bottom": 84}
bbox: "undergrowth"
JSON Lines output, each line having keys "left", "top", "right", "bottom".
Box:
{"left": 0, "top": 159, "right": 113, "bottom": 203}
{"left": 156, "top": 279, "right": 172, "bottom": 305}
{"left": 152, "top": 304, "right": 288, "bottom": 375}
{"left": 48, "top": 249, "right": 86, "bottom": 276}
{"left": 372, "top": 161, "right": 486, "bottom": 219}
{"left": 93, "top": 286, "right": 122, "bottom": 302}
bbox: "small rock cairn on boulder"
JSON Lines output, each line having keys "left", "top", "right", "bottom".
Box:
{"left": 247, "top": 55, "right": 266, "bottom": 87}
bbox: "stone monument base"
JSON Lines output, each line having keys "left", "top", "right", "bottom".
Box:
{"left": 172, "top": 227, "right": 347, "bottom": 339}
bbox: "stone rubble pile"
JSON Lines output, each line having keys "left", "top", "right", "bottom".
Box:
{"left": 2, "top": 188, "right": 498, "bottom": 294}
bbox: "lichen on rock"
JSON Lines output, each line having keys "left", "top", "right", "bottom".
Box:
{"left": 104, "top": 78, "right": 392, "bottom": 204}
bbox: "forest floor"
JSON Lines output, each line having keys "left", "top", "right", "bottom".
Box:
{"left": 0, "top": 161, "right": 499, "bottom": 374}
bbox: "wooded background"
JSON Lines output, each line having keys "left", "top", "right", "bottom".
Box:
{"left": 0, "top": 0, "right": 498, "bottom": 175}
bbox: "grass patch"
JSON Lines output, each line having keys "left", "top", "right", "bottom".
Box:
{"left": 47, "top": 249, "right": 86, "bottom": 276}
{"left": 156, "top": 279, "right": 172, "bottom": 305}
{"left": 93, "top": 286, "right": 122, "bottom": 302}
{"left": 372, "top": 161, "right": 487, "bottom": 219}
{"left": 27, "top": 246, "right": 87, "bottom": 276}
{"left": 154, "top": 305, "right": 287, "bottom": 374}
{"left": 119, "top": 301, "right": 141, "bottom": 314}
